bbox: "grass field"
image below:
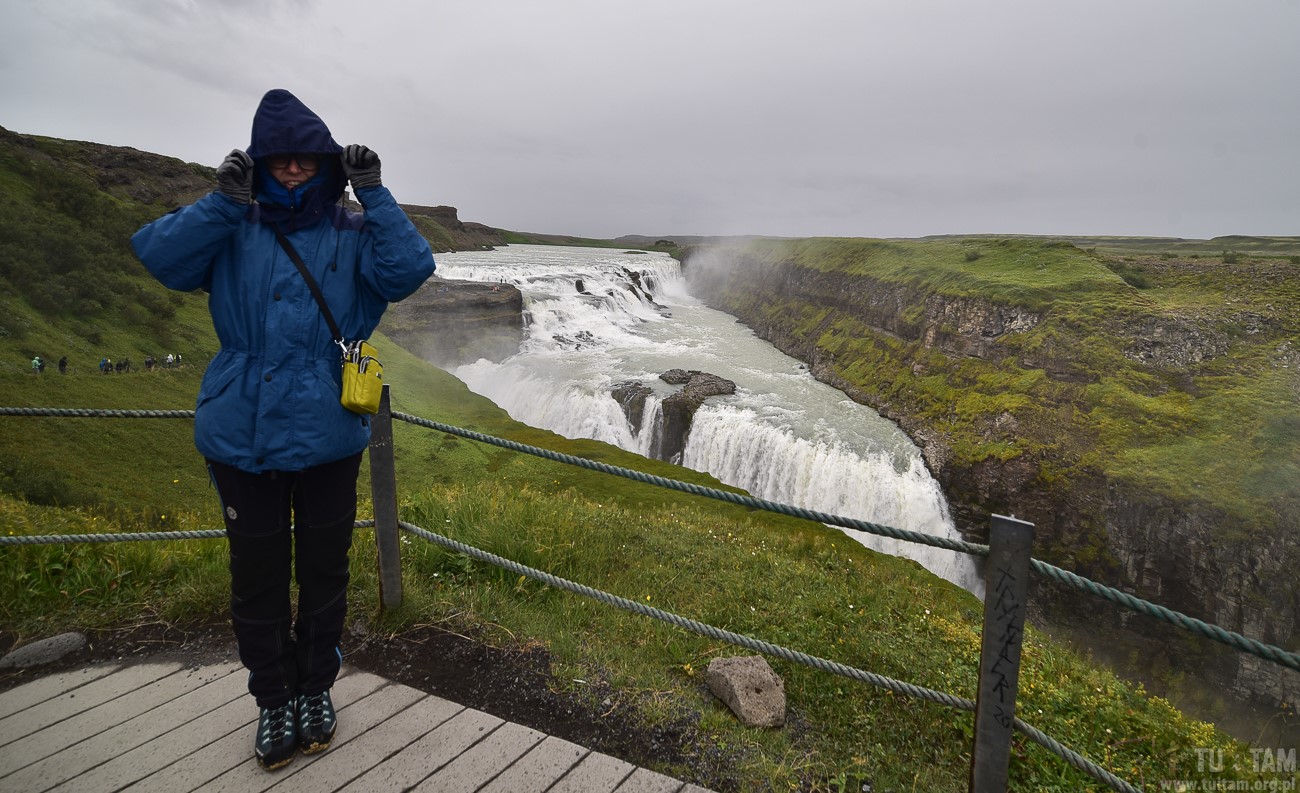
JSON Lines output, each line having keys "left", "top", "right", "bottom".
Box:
{"left": 0, "top": 322, "right": 1278, "bottom": 791}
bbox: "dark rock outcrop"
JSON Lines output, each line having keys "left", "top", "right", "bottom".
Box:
{"left": 381, "top": 278, "right": 524, "bottom": 368}
{"left": 655, "top": 371, "right": 736, "bottom": 463}
{"left": 609, "top": 370, "right": 737, "bottom": 463}
{"left": 611, "top": 381, "right": 654, "bottom": 433}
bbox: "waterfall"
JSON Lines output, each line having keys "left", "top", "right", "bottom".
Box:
{"left": 683, "top": 404, "right": 978, "bottom": 590}
{"left": 443, "top": 245, "right": 983, "bottom": 597}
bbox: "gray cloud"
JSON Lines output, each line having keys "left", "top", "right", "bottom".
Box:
{"left": 2, "top": 0, "right": 1297, "bottom": 239}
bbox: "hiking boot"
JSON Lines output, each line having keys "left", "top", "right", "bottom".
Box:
{"left": 255, "top": 699, "right": 297, "bottom": 771}
{"left": 296, "top": 690, "right": 337, "bottom": 755}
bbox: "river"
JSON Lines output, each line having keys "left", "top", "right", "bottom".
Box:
{"left": 436, "top": 245, "right": 982, "bottom": 596}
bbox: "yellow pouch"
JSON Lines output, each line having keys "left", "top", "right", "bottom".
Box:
{"left": 341, "top": 340, "right": 383, "bottom": 415}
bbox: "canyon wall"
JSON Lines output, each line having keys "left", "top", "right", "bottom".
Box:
{"left": 680, "top": 241, "right": 1300, "bottom": 722}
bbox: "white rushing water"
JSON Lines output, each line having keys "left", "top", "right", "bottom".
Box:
{"left": 439, "top": 245, "right": 982, "bottom": 596}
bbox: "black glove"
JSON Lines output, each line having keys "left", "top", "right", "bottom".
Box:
{"left": 343, "top": 144, "right": 382, "bottom": 190}
{"left": 215, "top": 149, "right": 254, "bottom": 204}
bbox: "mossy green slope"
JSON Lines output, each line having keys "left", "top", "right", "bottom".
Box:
{"left": 691, "top": 237, "right": 1300, "bottom": 540}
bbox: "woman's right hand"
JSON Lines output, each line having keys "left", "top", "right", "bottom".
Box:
{"left": 216, "top": 149, "right": 255, "bottom": 205}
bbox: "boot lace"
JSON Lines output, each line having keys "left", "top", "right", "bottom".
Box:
{"left": 299, "top": 692, "right": 329, "bottom": 728}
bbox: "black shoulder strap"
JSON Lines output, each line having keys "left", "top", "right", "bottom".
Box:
{"left": 272, "top": 224, "right": 343, "bottom": 344}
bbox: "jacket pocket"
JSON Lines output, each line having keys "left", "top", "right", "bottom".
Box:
{"left": 196, "top": 352, "right": 248, "bottom": 408}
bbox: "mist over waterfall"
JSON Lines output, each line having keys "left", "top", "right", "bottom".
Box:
{"left": 440, "top": 245, "right": 983, "bottom": 596}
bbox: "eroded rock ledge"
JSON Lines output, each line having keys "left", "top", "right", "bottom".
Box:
{"left": 382, "top": 277, "right": 524, "bottom": 368}
{"left": 611, "top": 370, "right": 736, "bottom": 463}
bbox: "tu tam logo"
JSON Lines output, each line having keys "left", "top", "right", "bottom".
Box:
{"left": 1196, "top": 747, "right": 1297, "bottom": 774}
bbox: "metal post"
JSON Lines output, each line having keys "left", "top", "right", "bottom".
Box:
{"left": 970, "top": 514, "right": 1034, "bottom": 793}
{"left": 369, "top": 384, "right": 403, "bottom": 610}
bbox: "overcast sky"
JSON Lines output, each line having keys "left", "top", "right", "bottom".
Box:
{"left": 2, "top": 0, "right": 1298, "bottom": 240}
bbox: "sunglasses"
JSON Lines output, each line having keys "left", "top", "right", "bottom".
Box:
{"left": 265, "top": 153, "right": 321, "bottom": 171}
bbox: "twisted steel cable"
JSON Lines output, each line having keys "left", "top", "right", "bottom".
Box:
{"left": 0, "top": 407, "right": 195, "bottom": 419}
{"left": 0, "top": 530, "right": 225, "bottom": 544}
{"left": 0, "top": 521, "right": 376, "bottom": 546}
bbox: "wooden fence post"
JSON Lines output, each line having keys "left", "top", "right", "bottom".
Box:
{"left": 970, "top": 513, "right": 1034, "bottom": 793}
{"left": 369, "top": 384, "right": 403, "bottom": 610}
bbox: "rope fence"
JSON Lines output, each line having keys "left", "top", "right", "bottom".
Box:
{"left": 387, "top": 410, "right": 1300, "bottom": 674}
{"left": 3, "top": 402, "right": 1293, "bottom": 791}
{"left": 1, "top": 529, "right": 225, "bottom": 544}
{"left": 4, "top": 404, "right": 1295, "bottom": 674}
{"left": 399, "top": 519, "right": 1137, "bottom": 793}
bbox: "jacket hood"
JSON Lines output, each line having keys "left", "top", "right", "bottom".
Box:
{"left": 246, "top": 89, "right": 347, "bottom": 226}
{"left": 247, "top": 89, "right": 344, "bottom": 160}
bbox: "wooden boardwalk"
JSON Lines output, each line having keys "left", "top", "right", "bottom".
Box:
{"left": 0, "top": 657, "right": 714, "bottom": 792}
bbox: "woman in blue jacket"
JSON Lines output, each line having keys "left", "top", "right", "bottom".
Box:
{"left": 133, "top": 89, "right": 435, "bottom": 771}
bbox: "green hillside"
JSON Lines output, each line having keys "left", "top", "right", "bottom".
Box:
{"left": 702, "top": 237, "right": 1300, "bottom": 527}
{"left": 0, "top": 131, "right": 1283, "bottom": 791}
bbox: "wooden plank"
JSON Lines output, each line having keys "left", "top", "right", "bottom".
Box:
{"left": 369, "top": 384, "right": 404, "bottom": 610}
{"left": 410, "top": 721, "right": 546, "bottom": 792}
{"left": 199, "top": 674, "right": 414, "bottom": 792}
{"left": 1, "top": 663, "right": 240, "bottom": 792}
{"left": 549, "top": 752, "right": 637, "bottom": 793}
{"left": 269, "top": 690, "right": 460, "bottom": 792}
{"left": 615, "top": 766, "right": 687, "bottom": 792}
{"left": 969, "top": 514, "right": 1034, "bottom": 793}
{"left": 0, "top": 662, "right": 186, "bottom": 777}
{"left": 0, "top": 661, "right": 180, "bottom": 751}
{"left": 130, "top": 668, "right": 387, "bottom": 793}
{"left": 478, "top": 735, "right": 589, "bottom": 793}
{"left": 0, "top": 662, "right": 122, "bottom": 721}
{"left": 0, "top": 657, "right": 718, "bottom": 793}
{"left": 339, "top": 707, "right": 503, "bottom": 791}
{"left": 47, "top": 664, "right": 247, "bottom": 792}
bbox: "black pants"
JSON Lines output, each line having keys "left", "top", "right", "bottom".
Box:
{"left": 207, "top": 452, "right": 362, "bottom": 709}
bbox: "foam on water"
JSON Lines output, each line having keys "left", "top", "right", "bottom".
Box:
{"left": 442, "top": 245, "right": 983, "bottom": 596}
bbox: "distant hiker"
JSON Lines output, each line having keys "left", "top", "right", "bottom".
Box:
{"left": 131, "top": 88, "right": 435, "bottom": 772}
{"left": 144, "top": 355, "right": 155, "bottom": 371}
{"left": 58, "top": 356, "right": 67, "bottom": 374}
{"left": 164, "top": 352, "right": 174, "bottom": 368}
{"left": 30, "top": 356, "right": 41, "bottom": 374}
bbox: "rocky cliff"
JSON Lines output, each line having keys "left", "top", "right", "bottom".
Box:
{"left": 381, "top": 278, "right": 524, "bottom": 369}
{"left": 681, "top": 239, "right": 1300, "bottom": 728}
{"left": 399, "top": 203, "right": 509, "bottom": 253}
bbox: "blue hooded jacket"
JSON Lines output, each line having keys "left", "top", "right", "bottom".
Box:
{"left": 132, "top": 89, "right": 436, "bottom": 472}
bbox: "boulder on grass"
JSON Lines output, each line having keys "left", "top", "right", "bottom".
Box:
{"left": 706, "top": 655, "right": 786, "bottom": 728}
